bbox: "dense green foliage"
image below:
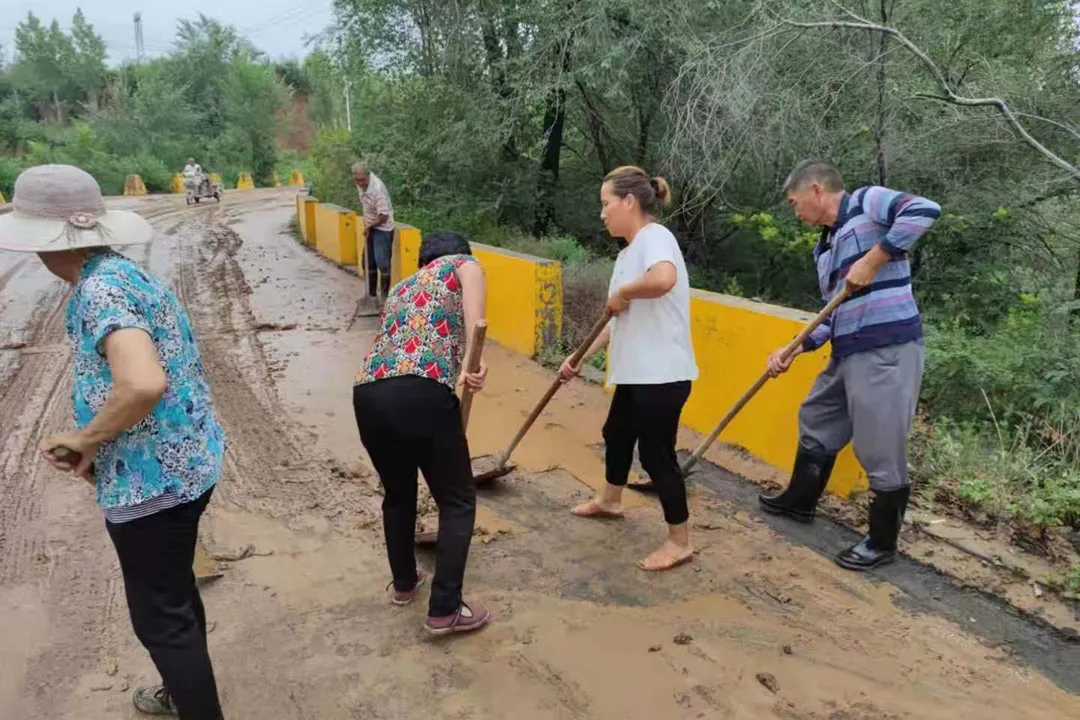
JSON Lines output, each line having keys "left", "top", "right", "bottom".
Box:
{"left": 300, "top": 0, "right": 1080, "bottom": 532}
{"left": 3, "top": 2, "right": 1079, "bottom": 536}
{"left": 0, "top": 13, "right": 294, "bottom": 196}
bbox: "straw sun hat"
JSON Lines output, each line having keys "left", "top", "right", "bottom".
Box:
{"left": 0, "top": 164, "right": 153, "bottom": 253}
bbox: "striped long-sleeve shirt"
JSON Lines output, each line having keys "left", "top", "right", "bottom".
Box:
{"left": 804, "top": 186, "right": 941, "bottom": 358}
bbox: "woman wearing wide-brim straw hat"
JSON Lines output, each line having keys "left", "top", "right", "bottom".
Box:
{"left": 1, "top": 165, "right": 226, "bottom": 719}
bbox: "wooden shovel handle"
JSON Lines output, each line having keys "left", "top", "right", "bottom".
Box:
{"left": 495, "top": 309, "right": 613, "bottom": 466}
{"left": 680, "top": 285, "right": 851, "bottom": 475}
{"left": 53, "top": 446, "right": 95, "bottom": 484}
{"left": 459, "top": 321, "right": 488, "bottom": 429}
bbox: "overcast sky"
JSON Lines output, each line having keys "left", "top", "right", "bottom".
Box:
{"left": 0, "top": 1, "right": 335, "bottom": 65}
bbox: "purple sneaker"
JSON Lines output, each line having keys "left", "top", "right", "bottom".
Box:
{"left": 387, "top": 570, "right": 426, "bottom": 606}
{"left": 424, "top": 603, "right": 491, "bottom": 636}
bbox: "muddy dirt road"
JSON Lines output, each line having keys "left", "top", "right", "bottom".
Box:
{"left": 1, "top": 189, "right": 1077, "bottom": 719}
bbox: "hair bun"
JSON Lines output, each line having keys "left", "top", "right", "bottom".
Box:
{"left": 652, "top": 176, "right": 672, "bottom": 207}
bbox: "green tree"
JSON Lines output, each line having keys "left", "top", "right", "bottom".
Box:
{"left": 216, "top": 53, "right": 287, "bottom": 185}
{"left": 170, "top": 16, "right": 243, "bottom": 138}
{"left": 11, "top": 14, "right": 76, "bottom": 123}
{"left": 69, "top": 9, "right": 107, "bottom": 111}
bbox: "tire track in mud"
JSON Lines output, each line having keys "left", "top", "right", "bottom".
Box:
{"left": 0, "top": 191, "right": 374, "bottom": 717}
{"left": 159, "top": 203, "right": 381, "bottom": 534}
{"left": 0, "top": 349, "right": 71, "bottom": 583}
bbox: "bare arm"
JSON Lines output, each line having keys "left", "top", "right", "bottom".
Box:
{"left": 82, "top": 329, "right": 168, "bottom": 443}
{"left": 41, "top": 328, "right": 167, "bottom": 477}
{"left": 616, "top": 261, "right": 677, "bottom": 300}
{"left": 559, "top": 324, "right": 611, "bottom": 381}
{"left": 456, "top": 261, "right": 487, "bottom": 388}
{"left": 585, "top": 324, "right": 612, "bottom": 358}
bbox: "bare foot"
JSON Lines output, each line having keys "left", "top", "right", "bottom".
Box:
{"left": 637, "top": 540, "right": 694, "bottom": 571}
{"left": 571, "top": 498, "right": 624, "bottom": 519}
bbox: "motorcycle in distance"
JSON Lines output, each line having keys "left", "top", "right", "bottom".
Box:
{"left": 185, "top": 172, "right": 222, "bottom": 205}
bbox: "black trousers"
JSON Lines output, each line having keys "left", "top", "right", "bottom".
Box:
{"left": 365, "top": 228, "right": 393, "bottom": 297}
{"left": 603, "top": 382, "right": 692, "bottom": 525}
{"left": 106, "top": 488, "right": 222, "bottom": 720}
{"left": 353, "top": 376, "right": 477, "bottom": 617}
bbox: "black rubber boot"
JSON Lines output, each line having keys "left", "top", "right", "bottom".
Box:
{"left": 836, "top": 485, "right": 911, "bottom": 571}
{"left": 758, "top": 446, "right": 837, "bottom": 523}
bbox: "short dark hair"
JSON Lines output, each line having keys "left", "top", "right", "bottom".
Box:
{"left": 783, "top": 159, "right": 845, "bottom": 193}
{"left": 418, "top": 230, "right": 472, "bottom": 268}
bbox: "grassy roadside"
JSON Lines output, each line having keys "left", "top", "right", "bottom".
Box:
{"left": 488, "top": 231, "right": 1080, "bottom": 592}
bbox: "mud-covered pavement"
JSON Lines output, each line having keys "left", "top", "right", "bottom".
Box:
{"left": 1, "top": 188, "right": 1077, "bottom": 719}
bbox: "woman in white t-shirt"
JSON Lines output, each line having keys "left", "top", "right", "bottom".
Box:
{"left": 559, "top": 165, "right": 699, "bottom": 572}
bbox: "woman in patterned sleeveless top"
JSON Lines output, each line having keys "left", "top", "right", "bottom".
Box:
{"left": 353, "top": 231, "right": 491, "bottom": 636}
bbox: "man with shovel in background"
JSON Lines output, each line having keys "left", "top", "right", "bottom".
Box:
{"left": 760, "top": 159, "right": 940, "bottom": 572}
{"left": 354, "top": 162, "right": 395, "bottom": 306}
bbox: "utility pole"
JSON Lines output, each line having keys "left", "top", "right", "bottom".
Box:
{"left": 343, "top": 77, "right": 353, "bottom": 131}
{"left": 134, "top": 13, "right": 145, "bottom": 64}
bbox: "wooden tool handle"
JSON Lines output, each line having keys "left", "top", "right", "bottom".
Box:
{"left": 459, "top": 321, "right": 488, "bottom": 429}
{"left": 495, "top": 309, "right": 613, "bottom": 466}
{"left": 680, "top": 285, "right": 851, "bottom": 475}
{"left": 360, "top": 227, "right": 373, "bottom": 299}
{"left": 53, "top": 446, "right": 95, "bottom": 484}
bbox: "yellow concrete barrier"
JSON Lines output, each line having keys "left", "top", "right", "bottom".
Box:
{"left": 680, "top": 291, "right": 866, "bottom": 497}
{"left": 385, "top": 222, "right": 865, "bottom": 495}
{"left": 289, "top": 170, "right": 305, "bottom": 186}
{"left": 0, "top": 190, "right": 5, "bottom": 204}
{"left": 123, "top": 175, "right": 147, "bottom": 196}
{"left": 295, "top": 195, "right": 318, "bottom": 245}
{"left": 313, "top": 203, "right": 359, "bottom": 266}
{"left": 301, "top": 197, "right": 318, "bottom": 246}
{"left": 389, "top": 226, "right": 419, "bottom": 284}
{"left": 170, "top": 174, "right": 184, "bottom": 194}
{"left": 392, "top": 230, "right": 562, "bottom": 358}
{"left": 236, "top": 172, "right": 255, "bottom": 191}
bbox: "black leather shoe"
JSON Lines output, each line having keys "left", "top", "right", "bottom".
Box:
{"left": 836, "top": 486, "right": 912, "bottom": 571}
{"left": 759, "top": 446, "right": 837, "bottom": 523}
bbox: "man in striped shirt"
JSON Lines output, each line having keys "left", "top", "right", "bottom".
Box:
{"left": 759, "top": 159, "right": 940, "bottom": 571}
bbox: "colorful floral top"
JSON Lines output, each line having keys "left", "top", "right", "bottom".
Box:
{"left": 356, "top": 254, "right": 476, "bottom": 390}
{"left": 66, "top": 250, "right": 226, "bottom": 511}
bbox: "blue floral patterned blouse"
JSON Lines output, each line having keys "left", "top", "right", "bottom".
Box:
{"left": 66, "top": 250, "right": 225, "bottom": 510}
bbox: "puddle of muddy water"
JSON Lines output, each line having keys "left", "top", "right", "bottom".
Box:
{"left": 683, "top": 453, "right": 1080, "bottom": 695}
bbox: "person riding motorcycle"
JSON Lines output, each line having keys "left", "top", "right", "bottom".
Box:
{"left": 182, "top": 158, "right": 205, "bottom": 193}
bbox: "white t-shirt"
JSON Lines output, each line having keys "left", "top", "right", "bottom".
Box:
{"left": 606, "top": 223, "right": 698, "bottom": 386}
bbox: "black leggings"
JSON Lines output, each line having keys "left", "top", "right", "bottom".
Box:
{"left": 352, "top": 376, "right": 476, "bottom": 617}
{"left": 106, "top": 488, "right": 222, "bottom": 720}
{"left": 603, "top": 382, "right": 692, "bottom": 525}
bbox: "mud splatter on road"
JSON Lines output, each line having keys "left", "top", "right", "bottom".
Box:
{"left": 1, "top": 190, "right": 1077, "bottom": 719}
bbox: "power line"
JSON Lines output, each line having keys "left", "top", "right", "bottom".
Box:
{"left": 240, "top": 4, "right": 312, "bottom": 37}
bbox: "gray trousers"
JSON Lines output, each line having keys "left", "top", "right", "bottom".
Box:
{"left": 798, "top": 341, "right": 924, "bottom": 492}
